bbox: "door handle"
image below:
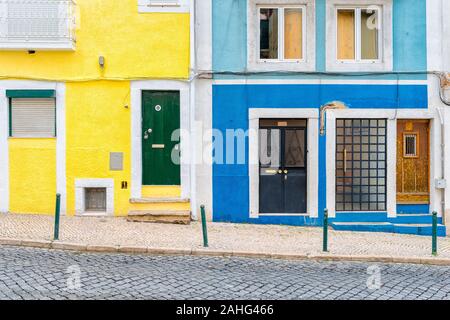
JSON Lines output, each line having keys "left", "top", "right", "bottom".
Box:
{"left": 344, "top": 148, "right": 347, "bottom": 173}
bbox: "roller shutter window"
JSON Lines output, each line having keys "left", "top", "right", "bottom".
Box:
{"left": 10, "top": 98, "right": 56, "bottom": 138}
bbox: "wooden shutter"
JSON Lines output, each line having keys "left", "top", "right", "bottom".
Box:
{"left": 337, "top": 10, "right": 355, "bottom": 60}
{"left": 284, "top": 8, "right": 303, "bottom": 60}
{"left": 10, "top": 98, "right": 56, "bottom": 137}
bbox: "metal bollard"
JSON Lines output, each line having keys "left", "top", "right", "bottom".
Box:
{"left": 323, "top": 209, "right": 329, "bottom": 252}
{"left": 54, "top": 194, "right": 61, "bottom": 241}
{"left": 200, "top": 205, "right": 209, "bottom": 248}
{"left": 432, "top": 211, "right": 438, "bottom": 256}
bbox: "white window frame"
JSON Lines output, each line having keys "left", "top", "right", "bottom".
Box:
{"left": 248, "top": 0, "right": 315, "bottom": 72}
{"left": 0, "top": 0, "right": 76, "bottom": 51}
{"left": 257, "top": 5, "right": 307, "bottom": 63}
{"left": 138, "top": 0, "right": 189, "bottom": 13}
{"left": 335, "top": 6, "right": 383, "bottom": 63}
{"left": 75, "top": 178, "right": 114, "bottom": 216}
{"left": 326, "top": 0, "right": 393, "bottom": 72}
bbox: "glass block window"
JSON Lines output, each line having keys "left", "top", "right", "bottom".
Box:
{"left": 336, "top": 119, "right": 387, "bottom": 212}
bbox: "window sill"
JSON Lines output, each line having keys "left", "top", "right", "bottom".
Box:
{"left": 8, "top": 137, "right": 56, "bottom": 139}
{"left": 326, "top": 61, "right": 393, "bottom": 73}
{"left": 248, "top": 60, "right": 315, "bottom": 73}
{"left": 0, "top": 41, "right": 75, "bottom": 51}
{"left": 138, "top": 5, "right": 189, "bottom": 13}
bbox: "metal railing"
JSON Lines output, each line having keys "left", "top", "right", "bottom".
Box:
{"left": 0, "top": 0, "right": 76, "bottom": 48}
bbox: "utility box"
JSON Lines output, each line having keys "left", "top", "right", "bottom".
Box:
{"left": 435, "top": 179, "right": 447, "bottom": 189}
{"left": 110, "top": 152, "right": 124, "bottom": 171}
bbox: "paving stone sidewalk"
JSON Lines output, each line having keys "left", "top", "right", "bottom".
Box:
{"left": 0, "top": 214, "right": 450, "bottom": 263}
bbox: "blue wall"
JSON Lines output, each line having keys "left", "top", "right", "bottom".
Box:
{"left": 212, "top": 84, "right": 428, "bottom": 225}
{"left": 212, "top": 0, "right": 427, "bottom": 78}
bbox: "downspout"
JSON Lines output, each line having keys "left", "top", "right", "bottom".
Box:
{"left": 437, "top": 107, "right": 446, "bottom": 225}
{"left": 189, "top": 0, "right": 198, "bottom": 220}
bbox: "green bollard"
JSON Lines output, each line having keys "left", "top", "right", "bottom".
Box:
{"left": 200, "top": 205, "right": 209, "bottom": 248}
{"left": 54, "top": 194, "right": 61, "bottom": 241}
{"left": 432, "top": 211, "right": 438, "bottom": 256}
{"left": 323, "top": 209, "right": 329, "bottom": 252}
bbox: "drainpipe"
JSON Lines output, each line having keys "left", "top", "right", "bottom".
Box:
{"left": 189, "top": 0, "right": 198, "bottom": 220}
{"left": 437, "top": 107, "right": 446, "bottom": 225}
{"left": 319, "top": 101, "right": 348, "bottom": 136}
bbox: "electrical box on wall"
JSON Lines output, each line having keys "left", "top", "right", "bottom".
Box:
{"left": 435, "top": 179, "right": 447, "bottom": 189}
{"left": 110, "top": 152, "right": 124, "bottom": 171}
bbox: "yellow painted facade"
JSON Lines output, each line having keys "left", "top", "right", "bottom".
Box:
{"left": 9, "top": 139, "right": 56, "bottom": 214}
{"left": 4, "top": 0, "right": 190, "bottom": 216}
{"left": 65, "top": 81, "right": 131, "bottom": 216}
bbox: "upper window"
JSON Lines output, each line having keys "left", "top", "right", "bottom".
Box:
{"left": 0, "top": 0, "right": 76, "bottom": 51}
{"left": 138, "top": 0, "right": 189, "bottom": 13}
{"left": 259, "top": 6, "right": 305, "bottom": 61}
{"left": 337, "top": 7, "right": 380, "bottom": 61}
{"left": 326, "top": 0, "right": 392, "bottom": 72}
{"left": 6, "top": 90, "right": 56, "bottom": 138}
{"left": 248, "top": 0, "right": 315, "bottom": 72}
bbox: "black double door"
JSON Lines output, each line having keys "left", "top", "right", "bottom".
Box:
{"left": 259, "top": 119, "right": 307, "bottom": 214}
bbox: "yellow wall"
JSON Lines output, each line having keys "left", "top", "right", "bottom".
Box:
{"left": 0, "top": 0, "right": 190, "bottom": 80}
{"left": 3, "top": 0, "right": 190, "bottom": 216}
{"left": 66, "top": 81, "right": 131, "bottom": 216}
{"left": 9, "top": 139, "right": 56, "bottom": 214}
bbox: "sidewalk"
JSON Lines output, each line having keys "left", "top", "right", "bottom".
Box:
{"left": 1, "top": 213, "right": 450, "bottom": 265}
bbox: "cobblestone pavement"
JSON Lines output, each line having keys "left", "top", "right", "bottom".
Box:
{"left": 0, "top": 214, "right": 450, "bottom": 260}
{"left": 1, "top": 246, "right": 450, "bottom": 300}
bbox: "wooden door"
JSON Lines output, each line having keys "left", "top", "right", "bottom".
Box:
{"left": 142, "top": 91, "right": 180, "bottom": 186}
{"left": 396, "top": 120, "right": 430, "bottom": 204}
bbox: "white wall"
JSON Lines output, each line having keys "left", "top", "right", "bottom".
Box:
{"left": 192, "top": 0, "right": 213, "bottom": 220}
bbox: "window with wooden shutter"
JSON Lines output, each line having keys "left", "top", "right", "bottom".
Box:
{"left": 9, "top": 98, "right": 56, "bottom": 138}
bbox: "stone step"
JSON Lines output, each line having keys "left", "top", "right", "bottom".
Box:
{"left": 390, "top": 214, "right": 443, "bottom": 224}
{"left": 393, "top": 224, "right": 447, "bottom": 237}
{"left": 330, "top": 222, "right": 447, "bottom": 237}
{"left": 127, "top": 210, "right": 191, "bottom": 225}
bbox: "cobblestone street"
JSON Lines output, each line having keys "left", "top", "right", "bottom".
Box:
{"left": 0, "top": 246, "right": 450, "bottom": 300}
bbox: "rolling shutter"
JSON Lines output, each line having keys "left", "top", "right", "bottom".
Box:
{"left": 10, "top": 98, "right": 56, "bottom": 137}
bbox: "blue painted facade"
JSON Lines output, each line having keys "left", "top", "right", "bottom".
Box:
{"left": 209, "top": 0, "right": 444, "bottom": 235}
{"left": 212, "top": 0, "right": 427, "bottom": 77}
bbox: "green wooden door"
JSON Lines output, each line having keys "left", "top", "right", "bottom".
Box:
{"left": 142, "top": 91, "right": 180, "bottom": 185}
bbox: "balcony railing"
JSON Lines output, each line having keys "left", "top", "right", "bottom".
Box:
{"left": 0, "top": 0, "right": 76, "bottom": 50}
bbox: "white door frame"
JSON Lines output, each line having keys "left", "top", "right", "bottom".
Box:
{"left": 326, "top": 109, "right": 439, "bottom": 218}
{"left": 130, "top": 80, "right": 190, "bottom": 199}
{"left": 248, "top": 108, "right": 319, "bottom": 218}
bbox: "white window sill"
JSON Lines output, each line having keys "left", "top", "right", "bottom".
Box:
{"left": 138, "top": 5, "right": 189, "bottom": 13}
{"left": 248, "top": 60, "right": 316, "bottom": 73}
{"left": 326, "top": 60, "right": 393, "bottom": 73}
{"left": 0, "top": 41, "right": 75, "bottom": 51}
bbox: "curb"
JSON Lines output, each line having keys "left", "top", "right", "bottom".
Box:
{"left": 0, "top": 237, "right": 449, "bottom": 266}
